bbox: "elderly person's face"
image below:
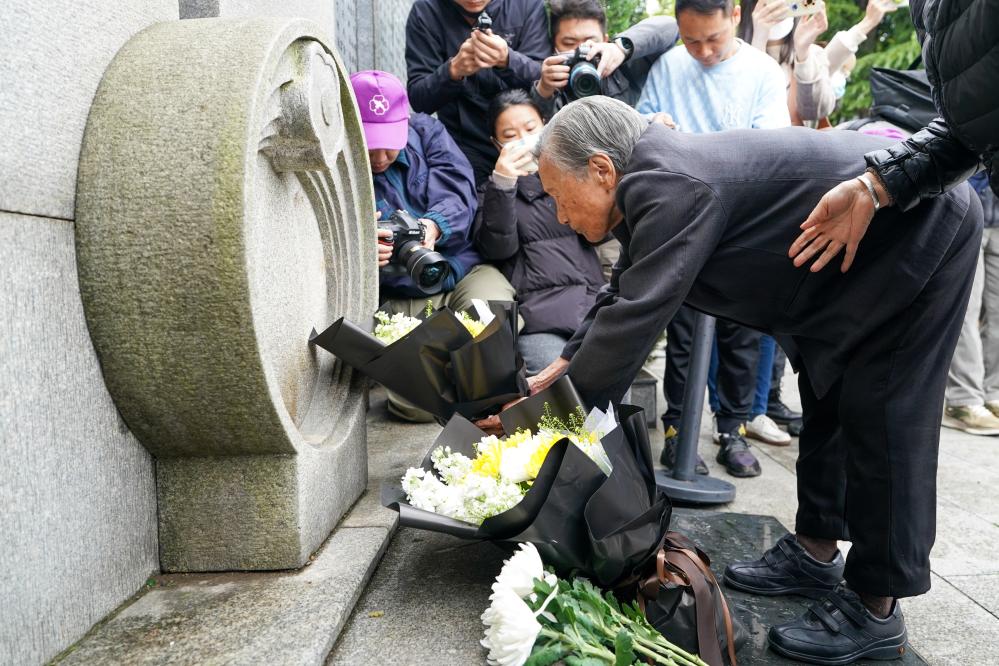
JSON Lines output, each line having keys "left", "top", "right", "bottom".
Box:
{"left": 538, "top": 153, "right": 620, "bottom": 243}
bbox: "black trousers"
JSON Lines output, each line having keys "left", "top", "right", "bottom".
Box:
{"left": 663, "top": 305, "right": 761, "bottom": 434}
{"left": 795, "top": 196, "right": 983, "bottom": 599}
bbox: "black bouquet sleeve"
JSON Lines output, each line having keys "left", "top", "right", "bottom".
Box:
{"left": 310, "top": 301, "right": 527, "bottom": 421}
{"left": 382, "top": 376, "right": 672, "bottom": 588}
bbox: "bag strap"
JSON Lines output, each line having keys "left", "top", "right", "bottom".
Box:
{"left": 664, "top": 550, "right": 725, "bottom": 666}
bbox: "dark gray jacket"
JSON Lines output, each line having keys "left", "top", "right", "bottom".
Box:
{"left": 473, "top": 174, "right": 605, "bottom": 335}
{"left": 564, "top": 124, "right": 980, "bottom": 409}
{"left": 865, "top": 0, "right": 999, "bottom": 208}
{"left": 530, "top": 16, "right": 679, "bottom": 119}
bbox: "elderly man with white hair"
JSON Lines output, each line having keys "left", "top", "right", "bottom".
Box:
{"left": 522, "top": 96, "right": 981, "bottom": 664}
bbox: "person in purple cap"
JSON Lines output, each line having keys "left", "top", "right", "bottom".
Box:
{"left": 350, "top": 70, "right": 517, "bottom": 422}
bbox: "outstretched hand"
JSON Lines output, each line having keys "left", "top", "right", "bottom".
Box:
{"left": 473, "top": 396, "right": 527, "bottom": 436}
{"left": 789, "top": 178, "right": 877, "bottom": 273}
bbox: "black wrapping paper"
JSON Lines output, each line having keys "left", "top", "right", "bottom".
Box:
{"left": 310, "top": 301, "right": 527, "bottom": 421}
{"left": 382, "top": 376, "right": 672, "bottom": 587}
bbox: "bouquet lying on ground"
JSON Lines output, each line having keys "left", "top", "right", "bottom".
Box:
{"left": 481, "top": 543, "right": 708, "bottom": 666}
{"left": 310, "top": 299, "right": 527, "bottom": 421}
{"left": 382, "top": 377, "right": 671, "bottom": 588}
{"left": 401, "top": 402, "right": 615, "bottom": 525}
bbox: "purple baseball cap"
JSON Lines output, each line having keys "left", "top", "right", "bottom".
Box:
{"left": 350, "top": 70, "right": 410, "bottom": 150}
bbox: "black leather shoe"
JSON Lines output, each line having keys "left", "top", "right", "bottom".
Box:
{"left": 716, "top": 431, "right": 761, "bottom": 477}
{"left": 767, "top": 393, "right": 802, "bottom": 425}
{"left": 724, "top": 533, "right": 843, "bottom": 597}
{"left": 788, "top": 418, "right": 803, "bottom": 437}
{"left": 768, "top": 586, "right": 907, "bottom": 665}
{"left": 660, "top": 426, "right": 708, "bottom": 475}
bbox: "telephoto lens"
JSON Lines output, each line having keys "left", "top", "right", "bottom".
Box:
{"left": 378, "top": 210, "right": 451, "bottom": 294}
{"left": 566, "top": 45, "right": 602, "bottom": 98}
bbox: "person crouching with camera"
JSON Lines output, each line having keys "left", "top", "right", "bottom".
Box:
{"left": 531, "top": 0, "right": 679, "bottom": 120}
{"left": 350, "top": 71, "right": 518, "bottom": 422}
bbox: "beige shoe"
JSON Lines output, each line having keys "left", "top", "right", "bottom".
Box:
{"left": 745, "top": 414, "right": 792, "bottom": 446}
{"left": 986, "top": 401, "right": 999, "bottom": 418}
{"left": 942, "top": 404, "right": 999, "bottom": 436}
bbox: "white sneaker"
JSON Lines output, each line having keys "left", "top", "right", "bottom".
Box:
{"left": 986, "top": 401, "right": 999, "bottom": 419}
{"left": 943, "top": 404, "right": 999, "bottom": 435}
{"left": 745, "top": 414, "right": 792, "bottom": 446}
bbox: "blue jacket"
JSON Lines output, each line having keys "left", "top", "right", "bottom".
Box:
{"left": 374, "top": 113, "right": 481, "bottom": 298}
{"left": 405, "top": 0, "right": 550, "bottom": 183}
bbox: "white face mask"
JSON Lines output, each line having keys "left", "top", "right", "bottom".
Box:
{"left": 768, "top": 17, "right": 794, "bottom": 42}
{"left": 831, "top": 70, "right": 848, "bottom": 99}
{"left": 500, "top": 132, "right": 541, "bottom": 174}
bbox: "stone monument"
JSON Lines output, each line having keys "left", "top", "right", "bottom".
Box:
{"left": 75, "top": 17, "right": 377, "bottom": 572}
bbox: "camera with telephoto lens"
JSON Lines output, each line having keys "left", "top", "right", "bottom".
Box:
{"left": 378, "top": 210, "right": 451, "bottom": 294}
{"left": 474, "top": 10, "right": 492, "bottom": 31}
{"left": 563, "top": 44, "right": 602, "bottom": 99}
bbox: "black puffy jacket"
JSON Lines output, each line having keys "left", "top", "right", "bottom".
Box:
{"left": 472, "top": 173, "right": 606, "bottom": 336}
{"left": 865, "top": 0, "right": 999, "bottom": 210}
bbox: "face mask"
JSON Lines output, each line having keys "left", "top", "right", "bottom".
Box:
{"left": 500, "top": 132, "right": 541, "bottom": 174}
{"left": 831, "top": 71, "right": 848, "bottom": 99}
{"left": 768, "top": 17, "right": 794, "bottom": 42}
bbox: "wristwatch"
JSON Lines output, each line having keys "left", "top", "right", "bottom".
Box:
{"left": 613, "top": 36, "right": 633, "bottom": 60}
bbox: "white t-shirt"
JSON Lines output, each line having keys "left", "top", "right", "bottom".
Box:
{"left": 636, "top": 39, "right": 791, "bottom": 133}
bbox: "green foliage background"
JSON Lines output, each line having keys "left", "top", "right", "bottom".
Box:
{"left": 603, "top": 0, "right": 920, "bottom": 123}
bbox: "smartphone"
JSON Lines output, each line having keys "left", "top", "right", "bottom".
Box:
{"left": 785, "top": 0, "right": 822, "bottom": 16}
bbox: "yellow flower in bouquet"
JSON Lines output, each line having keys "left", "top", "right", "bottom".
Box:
{"left": 457, "top": 311, "right": 487, "bottom": 338}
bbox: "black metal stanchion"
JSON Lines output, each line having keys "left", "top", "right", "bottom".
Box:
{"left": 656, "top": 312, "right": 736, "bottom": 504}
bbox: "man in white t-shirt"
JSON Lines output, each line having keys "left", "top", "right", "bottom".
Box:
{"left": 637, "top": 0, "right": 790, "bottom": 479}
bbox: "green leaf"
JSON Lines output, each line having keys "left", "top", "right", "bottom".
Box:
{"left": 526, "top": 645, "right": 569, "bottom": 666}
{"left": 613, "top": 630, "right": 636, "bottom": 666}
{"left": 565, "top": 657, "right": 610, "bottom": 666}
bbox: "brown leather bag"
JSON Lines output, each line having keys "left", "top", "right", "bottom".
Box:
{"left": 636, "top": 532, "right": 746, "bottom": 666}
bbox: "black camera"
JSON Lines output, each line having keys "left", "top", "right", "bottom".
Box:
{"left": 474, "top": 11, "right": 493, "bottom": 31}
{"left": 563, "top": 44, "right": 602, "bottom": 99}
{"left": 378, "top": 210, "right": 451, "bottom": 294}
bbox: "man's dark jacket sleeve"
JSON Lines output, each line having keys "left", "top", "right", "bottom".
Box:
{"left": 564, "top": 171, "right": 726, "bottom": 409}
{"left": 405, "top": 5, "right": 468, "bottom": 114}
{"left": 496, "top": 0, "right": 548, "bottom": 87}
{"left": 413, "top": 115, "right": 478, "bottom": 246}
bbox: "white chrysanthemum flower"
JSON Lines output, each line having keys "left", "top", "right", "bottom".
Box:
{"left": 430, "top": 446, "right": 473, "bottom": 485}
{"left": 493, "top": 543, "right": 545, "bottom": 598}
{"left": 498, "top": 443, "right": 533, "bottom": 484}
{"left": 480, "top": 586, "right": 542, "bottom": 666}
{"left": 373, "top": 311, "right": 422, "bottom": 344}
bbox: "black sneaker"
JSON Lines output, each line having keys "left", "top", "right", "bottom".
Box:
{"left": 717, "top": 430, "right": 761, "bottom": 477}
{"left": 724, "top": 533, "right": 844, "bottom": 598}
{"left": 767, "top": 392, "right": 802, "bottom": 425}
{"left": 660, "top": 426, "right": 708, "bottom": 475}
{"left": 768, "top": 585, "right": 907, "bottom": 665}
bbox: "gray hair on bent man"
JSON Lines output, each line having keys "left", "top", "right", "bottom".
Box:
{"left": 537, "top": 96, "right": 647, "bottom": 177}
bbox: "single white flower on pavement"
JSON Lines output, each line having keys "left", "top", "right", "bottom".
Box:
{"left": 480, "top": 586, "right": 542, "bottom": 666}
{"left": 493, "top": 543, "right": 544, "bottom": 598}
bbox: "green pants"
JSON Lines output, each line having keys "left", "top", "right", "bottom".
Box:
{"left": 382, "top": 264, "right": 517, "bottom": 423}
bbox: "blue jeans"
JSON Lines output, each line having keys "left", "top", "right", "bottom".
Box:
{"left": 708, "top": 335, "right": 776, "bottom": 418}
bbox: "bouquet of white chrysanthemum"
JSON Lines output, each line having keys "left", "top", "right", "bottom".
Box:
{"left": 480, "top": 543, "right": 708, "bottom": 666}
{"left": 399, "top": 404, "right": 616, "bottom": 525}
{"left": 382, "top": 376, "right": 671, "bottom": 588}
{"left": 311, "top": 299, "right": 527, "bottom": 421}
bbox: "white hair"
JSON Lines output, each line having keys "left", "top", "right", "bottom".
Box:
{"left": 537, "top": 96, "right": 648, "bottom": 177}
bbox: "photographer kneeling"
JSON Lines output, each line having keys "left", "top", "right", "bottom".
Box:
{"left": 351, "top": 71, "right": 517, "bottom": 422}
{"left": 531, "top": 0, "right": 679, "bottom": 119}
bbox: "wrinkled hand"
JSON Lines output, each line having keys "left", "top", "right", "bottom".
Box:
{"left": 751, "top": 0, "right": 791, "bottom": 49}
{"left": 536, "top": 54, "right": 571, "bottom": 98}
{"left": 790, "top": 179, "right": 876, "bottom": 273}
{"left": 449, "top": 39, "right": 482, "bottom": 79}
{"left": 583, "top": 40, "right": 626, "bottom": 78}
{"left": 420, "top": 219, "right": 441, "bottom": 251}
{"left": 494, "top": 141, "right": 535, "bottom": 178}
{"left": 795, "top": 3, "right": 829, "bottom": 59}
{"left": 471, "top": 29, "right": 509, "bottom": 69}
{"left": 473, "top": 396, "right": 528, "bottom": 436}
{"left": 650, "top": 112, "right": 678, "bottom": 130}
